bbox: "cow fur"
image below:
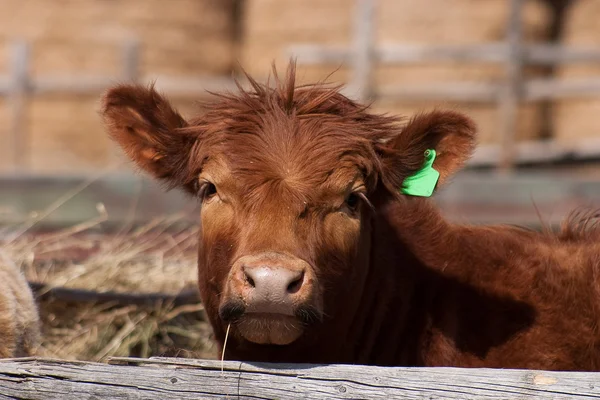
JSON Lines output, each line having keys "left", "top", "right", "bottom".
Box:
{"left": 0, "top": 253, "right": 40, "bottom": 357}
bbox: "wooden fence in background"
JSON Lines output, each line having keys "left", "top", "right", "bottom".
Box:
{"left": 0, "top": 40, "right": 237, "bottom": 172}
{"left": 3, "top": 0, "right": 600, "bottom": 172}
{"left": 288, "top": 0, "right": 600, "bottom": 171}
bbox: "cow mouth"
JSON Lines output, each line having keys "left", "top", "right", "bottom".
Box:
{"left": 219, "top": 302, "right": 322, "bottom": 346}
{"left": 236, "top": 313, "right": 305, "bottom": 345}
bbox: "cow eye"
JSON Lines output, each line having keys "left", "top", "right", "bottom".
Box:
{"left": 345, "top": 193, "right": 361, "bottom": 211}
{"left": 200, "top": 182, "right": 218, "bottom": 201}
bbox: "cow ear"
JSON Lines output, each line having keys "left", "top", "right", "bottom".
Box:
{"left": 378, "top": 110, "right": 477, "bottom": 196}
{"left": 102, "top": 84, "right": 196, "bottom": 184}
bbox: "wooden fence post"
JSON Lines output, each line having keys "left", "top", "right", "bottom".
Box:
{"left": 122, "top": 39, "right": 140, "bottom": 83}
{"left": 108, "top": 40, "right": 141, "bottom": 168}
{"left": 350, "top": 0, "right": 375, "bottom": 103}
{"left": 8, "top": 41, "right": 30, "bottom": 172}
{"left": 498, "top": 0, "right": 524, "bottom": 174}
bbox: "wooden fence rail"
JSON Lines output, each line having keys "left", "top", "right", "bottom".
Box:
{"left": 289, "top": 43, "right": 600, "bottom": 69}
{"left": 0, "top": 357, "right": 599, "bottom": 399}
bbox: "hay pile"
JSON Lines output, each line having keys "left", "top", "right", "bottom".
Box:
{"left": 0, "top": 213, "right": 218, "bottom": 362}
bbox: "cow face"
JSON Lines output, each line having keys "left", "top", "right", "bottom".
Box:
{"left": 194, "top": 150, "right": 370, "bottom": 345}
{"left": 102, "top": 64, "right": 475, "bottom": 350}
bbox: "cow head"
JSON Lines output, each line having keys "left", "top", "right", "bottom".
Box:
{"left": 102, "top": 64, "right": 476, "bottom": 354}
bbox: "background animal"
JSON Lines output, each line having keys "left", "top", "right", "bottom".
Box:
{"left": 0, "top": 253, "right": 40, "bottom": 358}
{"left": 102, "top": 63, "right": 600, "bottom": 371}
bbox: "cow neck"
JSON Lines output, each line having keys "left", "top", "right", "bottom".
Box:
{"left": 353, "top": 197, "right": 462, "bottom": 366}
{"left": 385, "top": 197, "right": 537, "bottom": 284}
{"left": 383, "top": 197, "right": 461, "bottom": 274}
{"left": 339, "top": 197, "right": 433, "bottom": 366}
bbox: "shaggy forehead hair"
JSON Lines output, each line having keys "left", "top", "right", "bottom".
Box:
{"left": 178, "top": 64, "right": 405, "bottom": 200}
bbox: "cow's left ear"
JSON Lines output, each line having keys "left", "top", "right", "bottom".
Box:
{"left": 377, "top": 110, "right": 477, "bottom": 196}
{"left": 102, "top": 84, "right": 199, "bottom": 189}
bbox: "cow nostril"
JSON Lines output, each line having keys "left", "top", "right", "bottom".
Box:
{"left": 286, "top": 271, "right": 304, "bottom": 294}
{"left": 245, "top": 273, "right": 256, "bottom": 288}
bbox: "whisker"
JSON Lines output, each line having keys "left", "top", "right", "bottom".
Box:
{"left": 221, "top": 323, "right": 231, "bottom": 375}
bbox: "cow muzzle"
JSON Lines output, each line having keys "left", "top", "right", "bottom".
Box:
{"left": 219, "top": 252, "right": 322, "bottom": 345}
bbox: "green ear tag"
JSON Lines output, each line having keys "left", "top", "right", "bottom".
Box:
{"left": 400, "top": 149, "right": 440, "bottom": 197}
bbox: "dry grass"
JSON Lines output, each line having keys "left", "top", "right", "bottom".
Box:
{"left": 0, "top": 204, "right": 219, "bottom": 362}
{"left": 39, "top": 298, "right": 217, "bottom": 362}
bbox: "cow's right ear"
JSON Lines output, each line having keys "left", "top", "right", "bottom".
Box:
{"left": 102, "top": 84, "right": 196, "bottom": 183}
{"left": 377, "top": 110, "right": 477, "bottom": 196}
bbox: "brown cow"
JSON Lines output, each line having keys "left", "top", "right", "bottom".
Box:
{"left": 102, "top": 63, "right": 600, "bottom": 371}
{"left": 0, "top": 253, "right": 40, "bottom": 357}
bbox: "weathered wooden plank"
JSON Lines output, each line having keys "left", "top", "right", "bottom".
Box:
{"left": 0, "top": 357, "right": 600, "bottom": 399}
{"left": 289, "top": 43, "right": 508, "bottom": 64}
{"left": 290, "top": 43, "right": 600, "bottom": 66}
{"left": 469, "top": 137, "right": 600, "bottom": 166}
{"left": 30, "top": 75, "right": 237, "bottom": 97}
{"left": 525, "top": 78, "right": 600, "bottom": 101}
{"left": 377, "top": 81, "right": 499, "bottom": 102}
{"left": 377, "top": 43, "right": 508, "bottom": 64}
{"left": 526, "top": 44, "right": 600, "bottom": 65}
